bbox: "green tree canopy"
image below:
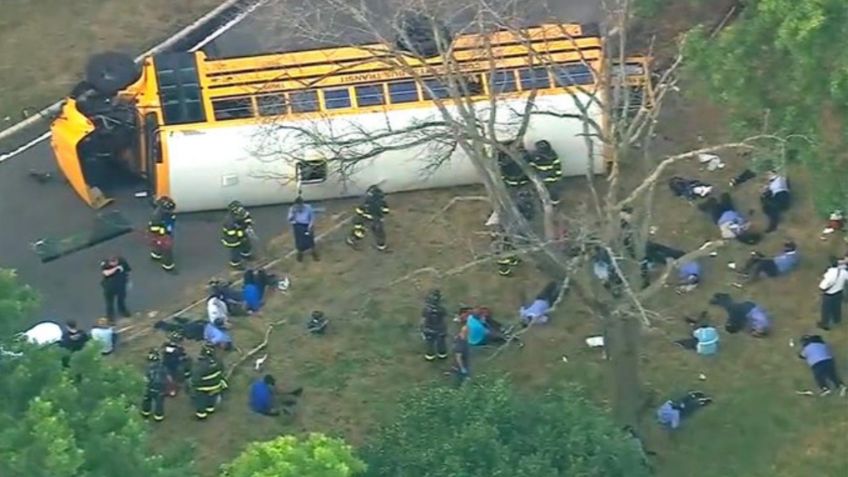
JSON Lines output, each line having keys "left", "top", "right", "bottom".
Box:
{"left": 362, "top": 379, "right": 651, "bottom": 477}
{"left": 0, "top": 343, "right": 194, "bottom": 476}
{"left": 221, "top": 433, "right": 366, "bottom": 477}
{"left": 685, "top": 0, "right": 848, "bottom": 211}
{"left": 0, "top": 269, "right": 39, "bottom": 338}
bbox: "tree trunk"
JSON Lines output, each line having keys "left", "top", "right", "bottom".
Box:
{"left": 605, "top": 311, "right": 643, "bottom": 430}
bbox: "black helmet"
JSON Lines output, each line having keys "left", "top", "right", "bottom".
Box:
{"left": 425, "top": 289, "right": 441, "bottom": 304}
{"left": 366, "top": 185, "right": 384, "bottom": 197}
{"left": 147, "top": 348, "right": 161, "bottom": 362}
{"left": 227, "top": 200, "right": 243, "bottom": 213}
{"left": 168, "top": 331, "right": 183, "bottom": 343}
{"left": 156, "top": 196, "right": 176, "bottom": 211}
{"left": 311, "top": 310, "right": 324, "bottom": 319}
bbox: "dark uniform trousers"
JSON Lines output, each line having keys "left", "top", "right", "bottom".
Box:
{"left": 222, "top": 228, "right": 252, "bottom": 268}
{"left": 149, "top": 226, "right": 175, "bottom": 271}
{"left": 493, "top": 235, "right": 520, "bottom": 277}
{"left": 163, "top": 345, "right": 191, "bottom": 396}
{"left": 423, "top": 329, "right": 448, "bottom": 360}
{"left": 347, "top": 205, "right": 388, "bottom": 250}
{"left": 141, "top": 365, "right": 166, "bottom": 421}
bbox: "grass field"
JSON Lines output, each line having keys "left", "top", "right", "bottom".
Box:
{"left": 121, "top": 133, "right": 848, "bottom": 477}
{"left": 0, "top": 0, "right": 224, "bottom": 124}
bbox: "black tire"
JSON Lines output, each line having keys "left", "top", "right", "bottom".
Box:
{"left": 85, "top": 52, "right": 141, "bottom": 96}
{"left": 395, "top": 12, "right": 452, "bottom": 58}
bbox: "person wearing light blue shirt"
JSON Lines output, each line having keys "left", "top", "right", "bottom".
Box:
{"left": 466, "top": 314, "right": 488, "bottom": 346}
{"left": 204, "top": 319, "right": 233, "bottom": 350}
{"left": 656, "top": 391, "right": 712, "bottom": 430}
{"left": 519, "top": 281, "right": 559, "bottom": 325}
{"left": 798, "top": 335, "right": 846, "bottom": 396}
{"left": 742, "top": 241, "right": 799, "bottom": 280}
{"left": 287, "top": 196, "right": 318, "bottom": 262}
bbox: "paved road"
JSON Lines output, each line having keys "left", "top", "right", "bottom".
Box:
{"left": 0, "top": 0, "right": 601, "bottom": 329}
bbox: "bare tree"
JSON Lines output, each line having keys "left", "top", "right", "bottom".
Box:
{"left": 251, "top": 0, "right": 776, "bottom": 429}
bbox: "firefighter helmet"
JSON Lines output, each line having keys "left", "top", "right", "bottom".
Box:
{"left": 227, "top": 200, "right": 243, "bottom": 213}
{"left": 156, "top": 196, "right": 176, "bottom": 211}
{"left": 147, "top": 348, "right": 161, "bottom": 362}
{"left": 168, "top": 331, "right": 183, "bottom": 343}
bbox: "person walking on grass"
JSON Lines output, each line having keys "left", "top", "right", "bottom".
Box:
{"left": 818, "top": 257, "right": 848, "bottom": 330}
{"left": 288, "top": 196, "right": 319, "bottom": 262}
{"left": 798, "top": 335, "right": 846, "bottom": 397}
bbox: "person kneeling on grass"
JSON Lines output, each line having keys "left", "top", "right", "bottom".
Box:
{"left": 739, "top": 240, "right": 799, "bottom": 282}
{"left": 710, "top": 293, "right": 772, "bottom": 337}
{"left": 675, "top": 312, "right": 719, "bottom": 356}
{"left": 249, "top": 374, "right": 303, "bottom": 416}
{"left": 656, "top": 391, "right": 713, "bottom": 430}
{"left": 204, "top": 318, "right": 233, "bottom": 351}
{"left": 798, "top": 335, "right": 847, "bottom": 397}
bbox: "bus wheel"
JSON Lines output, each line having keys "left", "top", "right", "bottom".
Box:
{"left": 395, "top": 12, "right": 452, "bottom": 58}
{"left": 85, "top": 52, "right": 141, "bottom": 97}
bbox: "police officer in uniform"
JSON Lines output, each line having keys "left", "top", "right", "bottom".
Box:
{"left": 221, "top": 201, "right": 254, "bottom": 268}
{"left": 420, "top": 289, "right": 448, "bottom": 361}
{"left": 346, "top": 185, "right": 390, "bottom": 251}
{"left": 191, "top": 344, "right": 228, "bottom": 420}
{"left": 141, "top": 348, "right": 167, "bottom": 422}
{"left": 528, "top": 140, "right": 562, "bottom": 201}
{"left": 148, "top": 196, "right": 176, "bottom": 272}
{"left": 161, "top": 331, "right": 191, "bottom": 397}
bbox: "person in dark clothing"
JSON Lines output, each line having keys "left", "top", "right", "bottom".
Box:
{"left": 640, "top": 241, "right": 685, "bottom": 288}
{"left": 60, "top": 320, "right": 89, "bottom": 352}
{"left": 100, "top": 255, "right": 131, "bottom": 319}
{"left": 760, "top": 171, "right": 791, "bottom": 233}
{"left": 148, "top": 197, "right": 176, "bottom": 272}
{"left": 307, "top": 310, "right": 329, "bottom": 334}
{"left": 740, "top": 241, "right": 799, "bottom": 281}
{"left": 221, "top": 201, "right": 254, "bottom": 269}
{"left": 346, "top": 185, "right": 390, "bottom": 251}
{"left": 420, "top": 289, "right": 448, "bottom": 361}
{"left": 656, "top": 391, "right": 713, "bottom": 429}
{"left": 453, "top": 327, "right": 471, "bottom": 386}
{"left": 798, "top": 335, "right": 846, "bottom": 396}
{"left": 141, "top": 349, "right": 166, "bottom": 422}
{"left": 698, "top": 193, "right": 761, "bottom": 244}
{"left": 709, "top": 293, "right": 771, "bottom": 336}
{"left": 497, "top": 148, "right": 530, "bottom": 188}
{"left": 161, "top": 331, "right": 191, "bottom": 397}
{"left": 528, "top": 140, "right": 563, "bottom": 201}
{"left": 191, "top": 346, "right": 227, "bottom": 420}
{"left": 249, "top": 374, "right": 303, "bottom": 416}
{"left": 288, "top": 196, "right": 319, "bottom": 262}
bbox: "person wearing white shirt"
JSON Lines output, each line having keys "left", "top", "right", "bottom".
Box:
{"left": 818, "top": 258, "right": 848, "bottom": 330}
{"left": 207, "top": 294, "right": 229, "bottom": 326}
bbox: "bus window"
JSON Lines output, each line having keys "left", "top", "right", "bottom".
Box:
{"left": 355, "top": 84, "right": 385, "bottom": 107}
{"left": 518, "top": 67, "right": 551, "bottom": 90}
{"left": 323, "top": 87, "right": 352, "bottom": 109}
{"left": 257, "top": 94, "right": 287, "bottom": 116}
{"left": 291, "top": 90, "right": 320, "bottom": 113}
{"left": 212, "top": 97, "right": 254, "bottom": 120}
{"left": 297, "top": 159, "right": 328, "bottom": 184}
{"left": 554, "top": 63, "right": 593, "bottom": 86}
{"left": 388, "top": 80, "right": 419, "bottom": 103}
{"left": 489, "top": 70, "right": 518, "bottom": 94}
{"left": 422, "top": 78, "right": 450, "bottom": 99}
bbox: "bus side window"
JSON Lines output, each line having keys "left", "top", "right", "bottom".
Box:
{"left": 388, "top": 81, "right": 419, "bottom": 103}
{"left": 212, "top": 97, "right": 255, "bottom": 120}
{"left": 257, "top": 94, "right": 288, "bottom": 116}
{"left": 554, "top": 63, "right": 593, "bottom": 86}
{"left": 297, "top": 160, "right": 328, "bottom": 184}
{"left": 518, "top": 67, "right": 551, "bottom": 90}
{"left": 489, "top": 70, "right": 518, "bottom": 94}
{"left": 323, "top": 88, "right": 352, "bottom": 109}
{"left": 422, "top": 78, "right": 449, "bottom": 99}
{"left": 355, "top": 84, "right": 386, "bottom": 107}
{"left": 291, "top": 90, "right": 320, "bottom": 113}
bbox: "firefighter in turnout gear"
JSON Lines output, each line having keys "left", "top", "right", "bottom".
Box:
{"left": 421, "top": 289, "right": 448, "bottom": 361}
{"left": 486, "top": 211, "right": 520, "bottom": 277}
{"left": 221, "top": 201, "right": 254, "bottom": 268}
{"left": 529, "top": 140, "right": 562, "bottom": 201}
{"left": 191, "top": 344, "right": 228, "bottom": 420}
{"left": 148, "top": 196, "right": 176, "bottom": 272}
{"left": 161, "top": 331, "right": 191, "bottom": 397}
{"left": 497, "top": 147, "right": 530, "bottom": 188}
{"left": 346, "top": 185, "right": 390, "bottom": 251}
{"left": 141, "top": 348, "right": 167, "bottom": 422}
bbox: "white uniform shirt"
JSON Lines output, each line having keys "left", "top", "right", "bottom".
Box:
{"left": 207, "top": 296, "right": 229, "bottom": 324}
{"left": 819, "top": 266, "right": 848, "bottom": 295}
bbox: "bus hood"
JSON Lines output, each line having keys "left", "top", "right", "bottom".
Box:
{"left": 49, "top": 100, "right": 112, "bottom": 209}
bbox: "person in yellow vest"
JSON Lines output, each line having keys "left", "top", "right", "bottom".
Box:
{"left": 221, "top": 201, "right": 254, "bottom": 268}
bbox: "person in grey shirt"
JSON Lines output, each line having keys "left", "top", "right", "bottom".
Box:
{"left": 287, "top": 196, "right": 319, "bottom": 262}
{"left": 90, "top": 317, "right": 116, "bottom": 355}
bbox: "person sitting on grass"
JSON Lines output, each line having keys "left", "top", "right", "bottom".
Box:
{"left": 242, "top": 269, "right": 263, "bottom": 314}
{"left": 249, "top": 374, "right": 303, "bottom": 416}
{"left": 675, "top": 261, "right": 703, "bottom": 294}
{"left": 709, "top": 293, "right": 772, "bottom": 337}
{"left": 698, "top": 193, "right": 761, "bottom": 245}
{"left": 204, "top": 318, "right": 233, "bottom": 351}
{"left": 462, "top": 308, "right": 507, "bottom": 346}
{"left": 798, "top": 335, "right": 847, "bottom": 397}
{"left": 656, "top": 391, "right": 713, "bottom": 430}
{"left": 739, "top": 240, "right": 799, "bottom": 282}
{"left": 90, "top": 317, "right": 117, "bottom": 355}
{"left": 675, "top": 312, "right": 719, "bottom": 356}
{"left": 307, "top": 310, "right": 328, "bottom": 334}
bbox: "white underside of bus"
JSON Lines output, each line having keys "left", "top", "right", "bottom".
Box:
{"left": 165, "top": 92, "right": 603, "bottom": 212}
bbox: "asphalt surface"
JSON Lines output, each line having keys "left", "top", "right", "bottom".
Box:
{"left": 0, "top": 0, "right": 601, "bottom": 329}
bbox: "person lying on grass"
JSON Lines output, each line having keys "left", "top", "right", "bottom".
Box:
{"left": 738, "top": 240, "right": 799, "bottom": 282}
{"left": 798, "top": 335, "right": 847, "bottom": 397}
{"left": 675, "top": 312, "right": 719, "bottom": 356}
{"left": 656, "top": 391, "right": 713, "bottom": 430}
{"left": 710, "top": 292, "right": 772, "bottom": 337}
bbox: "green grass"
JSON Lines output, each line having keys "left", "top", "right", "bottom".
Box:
{"left": 121, "top": 161, "right": 848, "bottom": 476}
{"left": 0, "top": 0, "right": 224, "bottom": 124}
